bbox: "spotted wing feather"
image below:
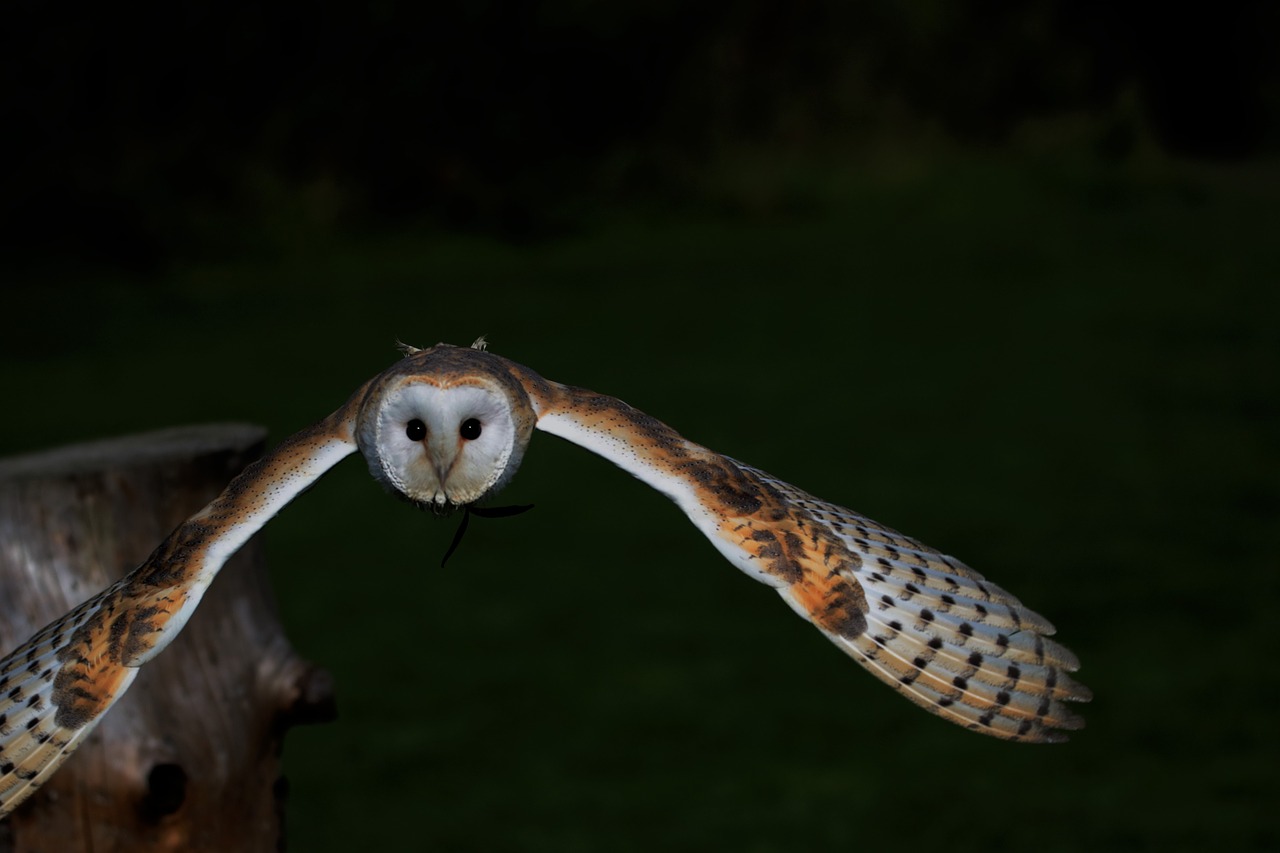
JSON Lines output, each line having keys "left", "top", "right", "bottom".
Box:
{"left": 0, "top": 407, "right": 361, "bottom": 819}
{"left": 751, "top": 468, "right": 1091, "bottom": 741}
{"left": 528, "top": 379, "right": 1090, "bottom": 742}
{"left": 0, "top": 579, "right": 138, "bottom": 817}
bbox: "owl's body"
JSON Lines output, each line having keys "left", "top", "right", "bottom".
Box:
{"left": 0, "top": 342, "right": 1089, "bottom": 818}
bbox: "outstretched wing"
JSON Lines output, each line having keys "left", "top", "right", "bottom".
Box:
{"left": 0, "top": 407, "right": 360, "bottom": 819}
{"left": 746, "top": 466, "right": 1091, "bottom": 741}
{"left": 529, "top": 380, "right": 1091, "bottom": 742}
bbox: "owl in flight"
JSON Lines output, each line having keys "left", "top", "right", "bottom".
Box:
{"left": 0, "top": 340, "right": 1090, "bottom": 817}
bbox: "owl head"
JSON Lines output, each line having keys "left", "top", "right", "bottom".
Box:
{"left": 355, "top": 345, "right": 537, "bottom": 510}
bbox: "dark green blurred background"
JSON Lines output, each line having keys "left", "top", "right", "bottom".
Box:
{"left": 2, "top": 2, "right": 1277, "bottom": 851}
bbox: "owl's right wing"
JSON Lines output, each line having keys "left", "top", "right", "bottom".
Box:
{"left": 529, "top": 380, "right": 1090, "bottom": 742}
{"left": 0, "top": 400, "right": 363, "bottom": 818}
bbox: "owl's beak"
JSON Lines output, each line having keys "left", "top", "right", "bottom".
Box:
{"left": 426, "top": 432, "right": 459, "bottom": 501}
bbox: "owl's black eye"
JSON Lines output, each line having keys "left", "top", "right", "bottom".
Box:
{"left": 460, "top": 418, "right": 483, "bottom": 440}
{"left": 406, "top": 419, "right": 426, "bottom": 441}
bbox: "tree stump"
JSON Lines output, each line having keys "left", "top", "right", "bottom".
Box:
{"left": 0, "top": 425, "right": 336, "bottom": 852}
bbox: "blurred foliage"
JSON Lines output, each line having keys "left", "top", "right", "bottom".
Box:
{"left": 3, "top": 0, "right": 1277, "bottom": 268}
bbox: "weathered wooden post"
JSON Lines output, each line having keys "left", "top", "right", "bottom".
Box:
{"left": 0, "top": 425, "right": 335, "bottom": 852}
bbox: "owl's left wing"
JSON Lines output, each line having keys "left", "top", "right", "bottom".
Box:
{"left": 0, "top": 399, "right": 364, "bottom": 818}
{"left": 529, "top": 380, "right": 1091, "bottom": 742}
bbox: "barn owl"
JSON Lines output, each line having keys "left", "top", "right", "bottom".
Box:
{"left": 0, "top": 340, "right": 1090, "bottom": 817}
